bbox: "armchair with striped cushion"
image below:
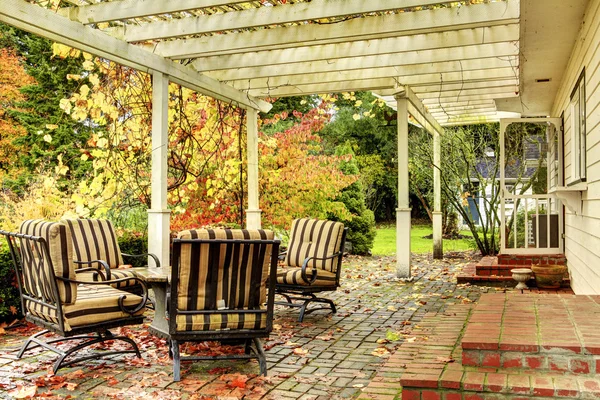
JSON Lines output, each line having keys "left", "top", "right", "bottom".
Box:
{"left": 0, "top": 220, "right": 147, "bottom": 374}
{"left": 276, "top": 218, "right": 347, "bottom": 322}
{"left": 168, "top": 228, "right": 279, "bottom": 381}
{"left": 61, "top": 219, "right": 159, "bottom": 295}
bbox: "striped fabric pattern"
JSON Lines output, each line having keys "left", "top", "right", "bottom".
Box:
{"left": 284, "top": 219, "right": 345, "bottom": 272}
{"left": 19, "top": 220, "right": 77, "bottom": 305}
{"left": 25, "top": 284, "right": 144, "bottom": 331}
{"left": 62, "top": 219, "right": 124, "bottom": 269}
{"left": 276, "top": 267, "right": 337, "bottom": 286}
{"left": 75, "top": 268, "right": 140, "bottom": 288}
{"left": 175, "top": 312, "right": 266, "bottom": 331}
{"left": 175, "top": 229, "right": 274, "bottom": 332}
{"left": 62, "top": 219, "right": 139, "bottom": 289}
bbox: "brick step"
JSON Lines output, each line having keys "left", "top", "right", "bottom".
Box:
{"left": 497, "top": 254, "right": 566, "bottom": 266}
{"left": 401, "top": 371, "right": 600, "bottom": 399}
{"left": 392, "top": 294, "right": 600, "bottom": 400}
{"left": 476, "top": 264, "right": 532, "bottom": 277}
{"left": 462, "top": 348, "right": 600, "bottom": 375}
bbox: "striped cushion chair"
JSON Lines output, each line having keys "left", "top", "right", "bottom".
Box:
{"left": 168, "top": 228, "right": 280, "bottom": 381}
{"left": 0, "top": 220, "right": 147, "bottom": 374}
{"left": 276, "top": 219, "right": 347, "bottom": 322}
{"left": 62, "top": 218, "right": 159, "bottom": 294}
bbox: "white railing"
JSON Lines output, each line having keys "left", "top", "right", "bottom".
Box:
{"left": 500, "top": 194, "right": 563, "bottom": 254}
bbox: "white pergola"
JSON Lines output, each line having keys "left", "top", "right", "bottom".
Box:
{"left": 0, "top": 0, "right": 586, "bottom": 277}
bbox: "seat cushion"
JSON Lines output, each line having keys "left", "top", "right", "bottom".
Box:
{"left": 19, "top": 220, "right": 77, "bottom": 305}
{"left": 25, "top": 284, "right": 144, "bottom": 331}
{"left": 276, "top": 266, "right": 337, "bottom": 287}
{"left": 62, "top": 219, "right": 124, "bottom": 269}
{"left": 76, "top": 268, "right": 140, "bottom": 290}
{"left": 285, "top": 219, "right": 344, "bottom": 272}
{"left": 175, "top": 310, "right": 267, "bottom": 332}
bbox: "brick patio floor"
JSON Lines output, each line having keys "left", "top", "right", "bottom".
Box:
{"left": 0, "top": 253, "right": 495, "bottom": 400}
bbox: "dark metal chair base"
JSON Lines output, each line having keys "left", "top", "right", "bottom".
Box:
{"left": 170, "top": 337, "right": 267, "bottom": 382}
{"left": 275, "top": 292, "right": 337, "bottom": 322}
{"left": 18, "top": 329, "right": 141, "bottom": 374}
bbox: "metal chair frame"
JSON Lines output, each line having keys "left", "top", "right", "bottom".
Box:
{"left": 276, "top": 228, "right": 347, "bottom": 322}
{"left": 168, "top": 238, "right": 279, "bottom": 381}
{"left": 1, "top": 230, "right": 148, "bottom": 374}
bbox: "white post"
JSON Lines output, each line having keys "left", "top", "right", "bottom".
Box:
{"left": 148, "top": 72, "right": 171, "bottom": 269}
{"left": 395, "top": 94, "right": 411, "bottom": 278}
{"left": 245, "top": 108, "right": 262, "bottom": 229}
{"left": 433, "top": 129, "right": 443, "bottom": 259}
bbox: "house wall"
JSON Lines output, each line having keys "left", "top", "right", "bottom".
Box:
{"left": 551, "top": 0, "right": 600, "bottom": 294}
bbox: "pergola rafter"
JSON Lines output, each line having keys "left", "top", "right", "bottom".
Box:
{"left": 146, "top": 1, "right": 518, "bottom": 59}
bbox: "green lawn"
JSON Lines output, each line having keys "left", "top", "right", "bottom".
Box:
{"left": 372, "top": 224, "right": 475, "bottom": 255}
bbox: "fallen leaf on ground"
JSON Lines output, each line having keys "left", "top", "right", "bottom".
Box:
{"left": 293, "top": 347, "right": 309, "bottom": 356}
{"left": 371, "top": 347, "right": 390, "bottom": 357}
{"left": 8, "top": 384, "right": 37, "bottom": 399}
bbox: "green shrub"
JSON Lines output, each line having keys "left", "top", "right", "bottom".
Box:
{"left": 0, "top": 242, "right": 22, "bottom": 324}
{"left": 117, "top": 230, "right": 149, "bottom": 268}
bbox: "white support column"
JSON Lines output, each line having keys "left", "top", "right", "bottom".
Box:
{"left": 395, "top": 94, "right": 411, "bottom": 278}
{"left": 433, "top": 129, "right": 443, "bottom": 259}
{"left": 245, "top": 108, "right": 262, "bottom": 229}
{"left": 148, "top": 72, "right": 171, "bottom": 269}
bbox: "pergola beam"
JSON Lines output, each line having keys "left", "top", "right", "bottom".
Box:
{"left": 205, "top": 42, "right": 519, "bottom": 81}
{"left": 0, "top": 0, "right": 271, "bottom": 113}
{"left": 116, "top": 0, "right": 457, "bottom": 42}
{"left": 226, "top": 68, "right": 518, "bottom": 92}
{"left": 396, "top": 85, "right": 444, "bottom": 136}
{"left": 193, "top": 25, "right": 519, "bottom": 72}
{"left": 243, "top": 79, "right": 518, "bottom": 100}
{"left": 59, "top": 0, "right": 249, "bottom": 24}
{"left": 151, "top": 1, "right": 519, "bottom": 59}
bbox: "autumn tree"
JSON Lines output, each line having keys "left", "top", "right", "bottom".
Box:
{"left": 0, "top": 47, "right": 34, "bottom": 181}
{"left": 0, "top": 23, "right": 96, "bottom": 189}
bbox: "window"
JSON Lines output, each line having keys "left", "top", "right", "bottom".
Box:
{"left": 570, "top": 69, "right": 586, "bottom": 183}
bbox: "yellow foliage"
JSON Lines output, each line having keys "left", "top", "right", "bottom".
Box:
{"left": 0, "top": 176, "right": 79, "bottom": 232}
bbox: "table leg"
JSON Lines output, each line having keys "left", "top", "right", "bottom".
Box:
{"left": 148, "top": 282, "right": 169, "bottom": 338}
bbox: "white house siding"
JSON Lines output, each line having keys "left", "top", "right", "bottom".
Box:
{"left": 551, "top": 0, "right": 600, "bottom": 293}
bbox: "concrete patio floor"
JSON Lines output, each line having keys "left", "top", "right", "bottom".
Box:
{"left": 0, "top": 253, "right": 498, "bottom": 400}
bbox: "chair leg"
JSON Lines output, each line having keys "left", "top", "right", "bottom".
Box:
{"left": 252, "top": 338, "right": 267, "bottom": 376}
{"left": 245, "top": 339, "right": 252, "bottom": 355}
{"left": 171, "top": 340, "right": 181, "bottom": 382}
{"left": 18, "top": 330, "right": 141, "bottom": 374}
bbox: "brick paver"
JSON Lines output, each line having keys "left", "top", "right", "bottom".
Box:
{"left": 0, "top": 253, "right": 490, "bottom": 399}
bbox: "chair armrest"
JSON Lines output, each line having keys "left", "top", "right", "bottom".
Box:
{"left": 122, "top": 252, "right": 161, "bottom": 268}
{"left": 74, "top": 259, "right": 111, "bottom": 280}
{"left": 300, "top": 251, "right": 343, "bottom": 284}
{"left": 278, "top": 250, "right": 287, "bottom": 261}
{"left": 58, "top": 276, "right": 148, "bottom": 315}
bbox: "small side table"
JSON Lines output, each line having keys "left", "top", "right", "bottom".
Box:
{"left": 135, "top": 267, "right": 170, "bottom": 338}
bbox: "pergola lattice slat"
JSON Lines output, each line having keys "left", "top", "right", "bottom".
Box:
{"left": 150, "top": 1, "right": 519, "bottom": 59}
{"left": 59, "top": 0, "right": 250, "bottom": 24}
{"left": 0, "top": 0, "right": 271, "bottom": 112}
{"left": 112, "top": 0, "right": 458, "bottom": 42}
{"left": 191, "top": 25, "right": 518, "bottom": 72}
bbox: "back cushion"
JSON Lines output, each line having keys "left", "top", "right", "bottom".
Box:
{"left": 19, "top": 220, "right": 77, "bottom": 305}
{"left": 285, "top": 219, "right": 344, "bottom": 272}
{"left": 176, "top": 229, "right": 274, "bottom": 312}
{"left": 62, "top": 219, "right": 123, "bottom": 268}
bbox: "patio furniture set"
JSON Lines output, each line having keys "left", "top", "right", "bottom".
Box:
{"left": 0, "top": 218, "right": 347, "bottom": 381}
